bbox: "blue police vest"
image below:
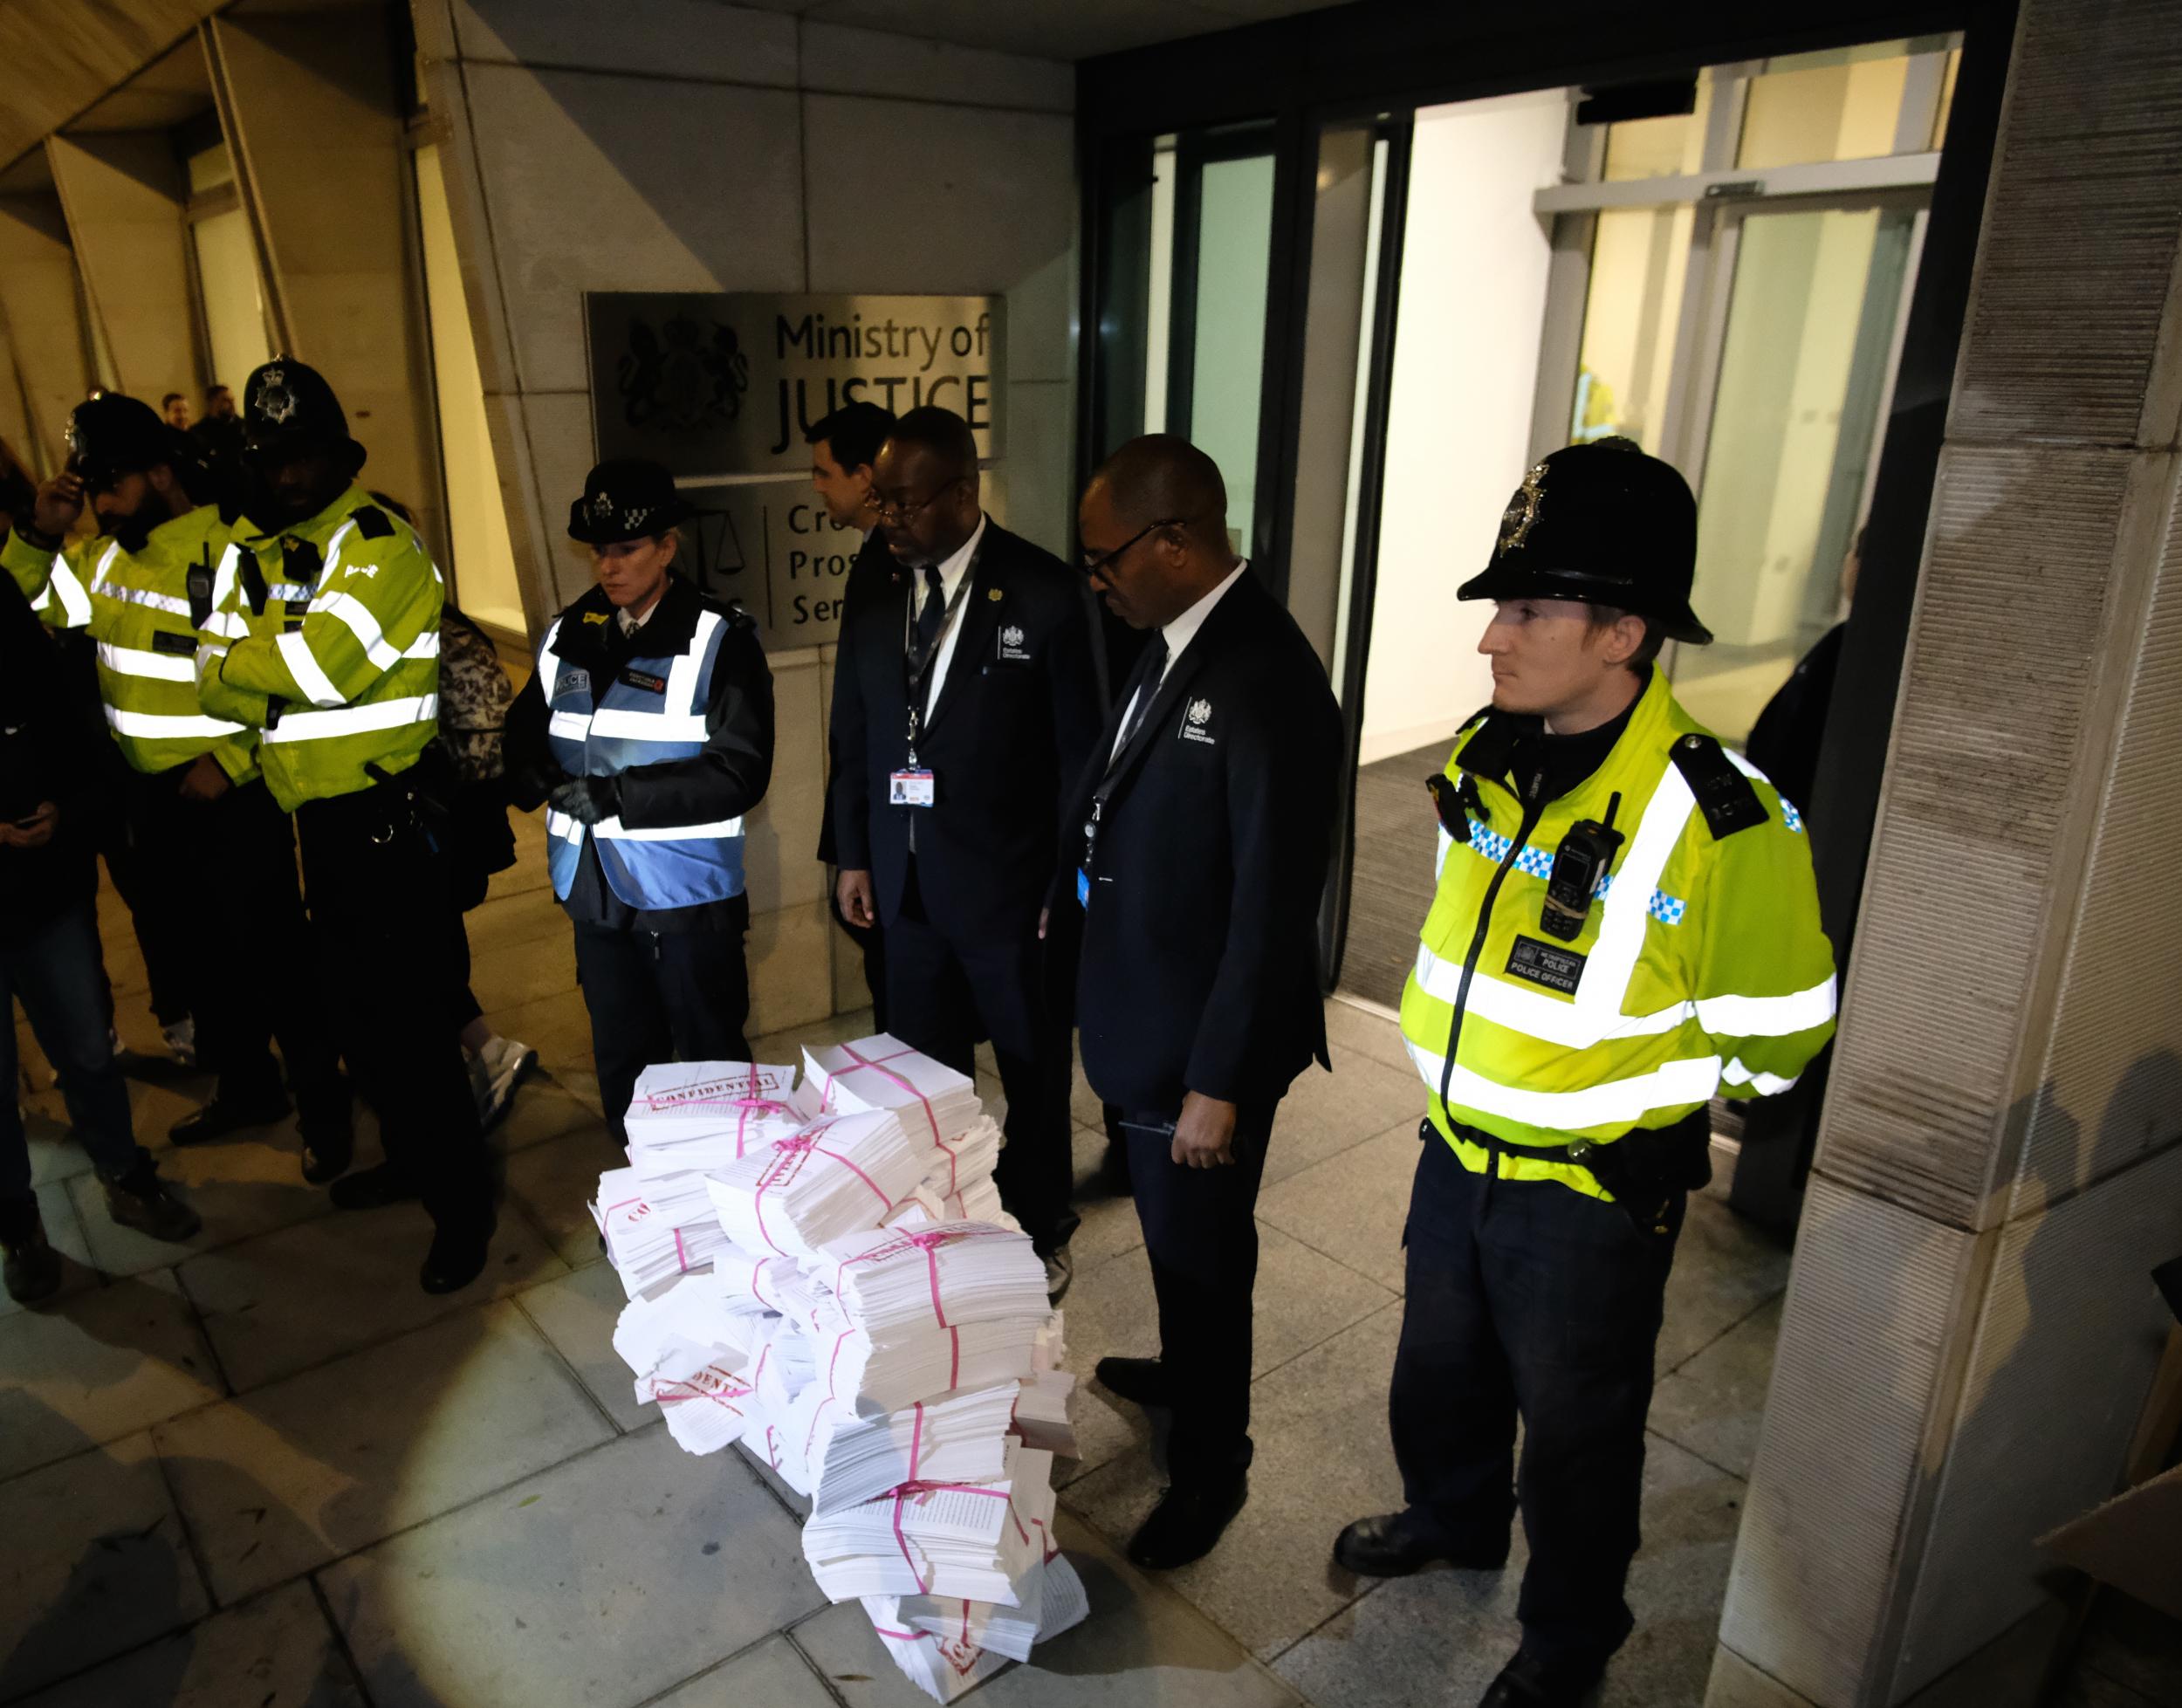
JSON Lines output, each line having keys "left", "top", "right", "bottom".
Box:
{"left": 539, "top": 605, "right": 745, "bottom": 911}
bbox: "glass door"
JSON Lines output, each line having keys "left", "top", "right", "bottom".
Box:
{"left": 1667, "top": 193, "right": 1924, "bottom": 743}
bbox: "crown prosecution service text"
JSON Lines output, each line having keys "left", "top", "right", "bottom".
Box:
{"left": 765, "top": 311, "right": 994, "bottom": 454}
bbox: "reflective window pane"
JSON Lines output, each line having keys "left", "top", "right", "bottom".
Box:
{"left": 1571, "top": 204, "right": 1694, "bottom": 449}
{"left": 1739, "top": 41, "right": 1914, "bottom": 168}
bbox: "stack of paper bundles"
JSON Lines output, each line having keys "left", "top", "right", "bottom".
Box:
{"left": 708, "top": 1110, "right": 933, "bottom": 1261}
{"left": 916, "top": 1115, "right": 1004, "bottom": 1216}
{"left": 710, "top": 1247, "right": 804, "bottom": 1319}
{"left": 638, "top": 1340, "right": 758, "bottom": 1456}
{"left": 622, "top": 1060, "right": 806, "bottom": 1176}
{"left": 613, "top": 1271, "right": 751, "bottom": 1384}
{"left": 804, "top": 1034, "right": 983, "bottom": 1154}
{"left": 1011, "top": 1369, "right": 1078, "bottom": 1459}
{"left": 805, "top": 1383, "right": 1021, "bottom": 1516}
{"left": 594, "top": 1166, "right": 736, "bottom": 1296}
{"left": 818, "top": 1315, "right": 1045, "bottom": 1418}
{"left": 872, "top": 1535, "right": 1090, "bottom": 1670}
{"left": 802, "top": 1442, "right": 1052, "bottom": 1603}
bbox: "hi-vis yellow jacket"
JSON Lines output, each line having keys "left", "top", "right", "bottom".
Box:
{"left": 195, "top": 485, "right": 442, "bottom": 812}
{"left": 1399, "top": 668, "right": 1836, "bottom": 1201}
{"left": 3, "top": 510, "right": 257, "bottom": 779}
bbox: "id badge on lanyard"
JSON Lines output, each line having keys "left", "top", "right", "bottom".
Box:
{"left": 894, "top": 556, "right": 976, "bottom": 810}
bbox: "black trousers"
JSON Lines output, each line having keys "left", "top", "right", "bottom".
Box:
{"left": 295, "top": 778, "right": 491, "bottom": 1230}
{"left": 1124, "top": 1097, "right": 1278, "bottom": 1482}
{"left": 574, "top": 904, "right": 751, "bottom": 1144}
{"left": 1389, "top": 1130, "right": 1685, "bottom": 1670}
{"left": 827, "top": 888, "right": 888, "bottom": 1032}
{"left": 885, "top": 857, "right": 1077, "bottom": 1254}
{"left": 129, "top": 769, "right": 346, "bottom": 1128}
{"left": 101, "top": 766, "right": 195, "bottom": 1028}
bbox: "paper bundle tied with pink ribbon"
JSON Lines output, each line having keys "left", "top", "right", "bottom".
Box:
{"left": 705, "top": 1109, "right": 933, "bottom": 1262}
{"left": 592, "top": 1166, "right": 737, "bottom": 1299}
{"left": 819, "top": 1314, "right": 1046, "bottom": 1420}
{"left": 635, "top": 1341, "right": 758, "bottom": 1457}
{"left": 821, "top": 1220, "right": 1050, "bottom": 1343}
{"left": 802, "top": 1442, "right": 1054, "bottom": 1605}
{"left": 804, "top": 1385, "right": 1021, "bottom": 1518}
{"left": 804, "top": 1033, "right": 982, "bottom": 1152}
{"left": 622, "top": 1060, "right": 809, "bottom": 1177}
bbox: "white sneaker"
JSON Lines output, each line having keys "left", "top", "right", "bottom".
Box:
{"left": 467, "top": 1052, "right": 494, "bottom": 1123}
{"left": 109, "top": 1027, "right": 126, "bottom": 1062}
{"left": 161, "top": 1019, "right": 197, "bottom": 1068}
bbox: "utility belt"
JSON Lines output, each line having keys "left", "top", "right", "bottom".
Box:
{"left": 299, "top": 750, "right": 453, "bottom": 851}
{"left": 1428, "top": 1106, "right": 1712, "bottom": 1238}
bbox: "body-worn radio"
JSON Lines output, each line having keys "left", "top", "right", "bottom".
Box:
{"left": 1540, "top": 792, "right": 1623, "bottom": 941}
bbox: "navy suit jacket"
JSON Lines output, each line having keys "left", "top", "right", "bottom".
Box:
{"left": 827, "top": 518, "right": 1101, "bottom": 945}
{"left": 1067, "top": 567, "right": 1342, "bottom": 1114}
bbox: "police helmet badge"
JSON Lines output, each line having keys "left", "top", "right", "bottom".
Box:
{"left": 64, "top": 414, "right": 86, "bottom": 460}
{"left": 1498, "top": 461, "right": 1548, "bottom": 555}
{"left": 587, "top": 490, "right": 617, "bottom": 528}
{"left": 254, "top": 366, "right": 298, "bottom": 427}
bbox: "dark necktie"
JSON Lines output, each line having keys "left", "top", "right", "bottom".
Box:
{"left": 910, "top": 566, "right": 946, "bottom": 680}
{"left": 1109, "top": 634, "right": 1170, "bottom": 762}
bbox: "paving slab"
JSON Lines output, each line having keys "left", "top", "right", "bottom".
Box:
{"left": 491, "top": 1078, "right": 601, "bottom": 1155}
{"left": 2075, "top": 1592, "right": 2182, "bottom": 1706}
{"left": 650, "top": 1635, "right": 840, "bottom": 1708}
{"left": 503, "top": 1120, "right": 627, "bottom": 1266}
{"left": 176, "top": 1199, "right": 567, "bottom": 1393}
{"left": 14, "top": 1579, "right": 364, "bottom": 1708}
{"left": 319, "top": 1424, "right": 823, "bottom": 1708}
{"left": 0, "top": 1432, "right": 210, "bottom": 1700}
{"left": 1649, "top": 1293, "right": 1783, "bottom": 1478}
{"left": 1262, "top": 1052, "right": 1425, "bottom": 1190}
{"left": 65, "top": 1117, "right": 329, "bottom": 1277}
{"left": 794, "top": 1509, "right": 1307, "bottom": 1708}
{"left": 514, "top": 1255, "right": 656, "bottom": 1431}
{"left": 1321, "top": 997, "right": 1413, "bottom": 1074}
{"left": 155, "top": 1300, "right": 614, "bottom": 1602}
{"left": 481, "top": 985, "right": 598, "bottom": 1085}
{"left": 1656, "top": 1195, "right": 1791, "bottom": 1375}
{"left": 1062, "top": 1302, "right": 1406, "bottom": 1658}
{"left": 1255, "top": 1119, "right": 1422, "bottom": 1294}
{"left": 0, "top": 1273, "right": 224, "bottom": 1481}
{"left": 466, "top": 929, "right": 580, "bottom": 1017}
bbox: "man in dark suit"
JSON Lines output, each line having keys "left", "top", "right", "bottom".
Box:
{"left": 1072, "top": 433, "right": 1343, "bottom": 1568}
{"left": 809, "top": 402, "right": 897, "bottom": 1027}
{"left": 828, "top": 406, "right": 1101, "bottom": 1297}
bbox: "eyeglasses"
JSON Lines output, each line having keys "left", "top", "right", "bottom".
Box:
{"left": 863, "top": 476, "right": 965, "bottom": 526}
{"left": 1080, "top": 518, "right": 1187, "bottom": 580}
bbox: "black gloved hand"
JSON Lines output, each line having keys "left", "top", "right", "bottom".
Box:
{"left": 548, "top": 774, "right": 622, "bottom": 826}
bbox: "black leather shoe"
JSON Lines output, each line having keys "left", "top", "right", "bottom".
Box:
{"left": 1335, "top": 1510, "right": 1510, "bottom": 1577}
{"left": 328, "top": 1163, "right": 418, "bottom": 1211}
{"left": 1094, "top": 1355, "right": 1173, "bottom": 1408}
{"left": 168, "top": 1094, "right": 290, "bottom": 1147}
{"left": 1477, "top": 1648, "right": 1603, "bottom": 1708}
{"left": 420, "top": 1213, "right": 496, "bottom": 1294}
{"left": 1127, "top": 1476, "right": 1247, "bottom": 1570}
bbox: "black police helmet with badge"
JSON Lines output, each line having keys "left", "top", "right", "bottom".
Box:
{"left": 65, "top": 391, "right": 189, "bottom": 490}
{"left": 240, "top": 357, "right": 367, "bottom": 477}
{"left": 566, "top": 458, "right": 694, "bottom": 545}
{"left": 1458, "top": 437, "right": 1712, "bottom": 646}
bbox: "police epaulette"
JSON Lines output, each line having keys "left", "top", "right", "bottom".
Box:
{"left": 350, "top": 504, "right": 395, "bottom": 539}
{"left": 1457, "top": 703, "right": 1493, "bottom": 735}
{"left": 1670, "top": 733, "right": 1768, "bottom": 839}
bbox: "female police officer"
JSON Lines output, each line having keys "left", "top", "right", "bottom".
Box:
{"left": 505, "top": 460, "right": 773, "bottom": 1139}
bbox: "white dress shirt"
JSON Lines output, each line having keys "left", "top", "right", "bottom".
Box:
{"left": 1109, "top": 558, "right": 1248, "bottom": 764}
{"left": 916, "top": 512, "right": 987, "bottom": 717}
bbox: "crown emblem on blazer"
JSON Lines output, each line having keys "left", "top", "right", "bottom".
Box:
{"left": 254, "top": 367, "right": 298, "bottom": 426}
{"left": 1187, "top": 697, "right": 1212, "bottom": 726}
{"left": 1498, "top": 461, "right": 1548, "bottom": 554}
{"left": 1002, "top": 624, "right": 1025, "bottom": 648}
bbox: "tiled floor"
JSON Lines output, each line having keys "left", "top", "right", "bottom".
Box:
{"left": 3, "top": 816, "right": 1808, "bottom": 1707}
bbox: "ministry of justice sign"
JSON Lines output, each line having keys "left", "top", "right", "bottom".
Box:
{"left": 586, "top": 291, "right": 1005, "bottom": 479}
{"left": 678, "top": 483, "right": 871, "bottom": 654}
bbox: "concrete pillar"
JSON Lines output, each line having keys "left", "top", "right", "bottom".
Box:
{"left": 203, "top": 6, "right": 443, "bottom": 559}
{"left": 1709, "top": 3, "right": 2182, "bottom": 1704}
{"left": 0, "top": 192, "right": 92, "bottom": 470}
{"left": 44, "top": 131, "right": 201, "bottom": 408}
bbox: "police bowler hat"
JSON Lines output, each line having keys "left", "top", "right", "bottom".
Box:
{"left": 65, "top": 392, "right": 187, "bottom": 489}
{"left": 1458, "top": 439, "right": 1712, "bottom": 646}
{"left": 567, "top": 459, "right": 693, "bottom": 545}
{"left": 241, "top": 358, "right": 367, "bottom": 472}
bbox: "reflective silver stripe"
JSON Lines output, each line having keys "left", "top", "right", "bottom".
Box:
{"left": 1434, "top": 824, "right": 1452, "bottom": 880}
{"left": 545, "top": 806, "right": 583, "bottom": 844}
{"left": 106, "top": 581, "right": 195, "bottom": 618}
{"left": 1694, "top": 979, "right": 1836, "bottom": 1039}
{"left": 105, "top": 704, "right": 245, "bottom": 739}
{"left": 1576, "top": 765, "right": 1694, "bottom": 1019}
{"left": 278, "top": 628, "right": 347, "bottom": 707}
{"left": 268, "top": 582, "right": 317, "bottom": 603}
{"left": 1410, "top": 943, "right": 1688, "bottom": 1050}
{"left": 1721, "top": 1057, "right": 1799, "bottom": 1096}
{"left": 594, "top": 816, "right": 744, "bottom": 842}
{"left": 1406, "top": 1036, "right": 1721, "bottom": 1131}
{"left": 590, "top": 708, "right": 710, "bottom": 743}
{"left": 314, "top": 589, "right": 402, "bottom": 672}
{"left": 321, "top": 519, "right": 359, "bottom": 583}
{"left": 548, "top": 710, "right": 593, "bottom": 742}
{"left": 403, "top": 632, "right": 440, "bottom": 660}
{"left": 38, "top": 556, "right": 93, "bottom": 627}
{"left": 96, "top": 641, "right": 196, "bottom": 683}
{"left": 86, "top": 540, "right": 123, "bottom": 593}
{"left": 209, "top": 543, "right": 240, "bottom": 612}
{"left": 667, "top": 607, "right": 724, "bottom": 710}
{"left": 261, "top": 692, "right": 436, "bottom": 744}
{"left": 202, "top": 610, "right": 252, "bottom": 640}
